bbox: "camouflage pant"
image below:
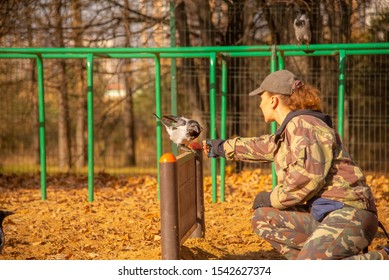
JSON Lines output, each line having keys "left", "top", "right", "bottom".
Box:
{"left": 251, "top": 206, "right": 388, "bottom": 260}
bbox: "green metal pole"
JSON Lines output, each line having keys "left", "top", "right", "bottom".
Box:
{"left": 36, "top": 55, "right": 47, "bottom": 200}
{"left": 270, "top": 46, "right": 278, "bottom": 189}
{"left": 220, "top": 57, "right": 227, "bottom": 202}
{"left": 209, "top": 53, "right": 217, "bottom": 203}
{"left": 155, "top": 55, "right": 162, "bottom": 199}
{"left": 86, "top": 54, "right": 94, "bottom": 202}
{"left": 2, "top": 42, "right": 389, "bottom": 55}
{"left": 338, "top": 50, "right": 346, "bottom": 139}
{"left": 170, "top": 0, "right": 178, "bottom": 155}
{"left": 277, "top": 51, "right": 285, "bottom": 70}
{"left": 3, "top": 45, "right": 388, "bottom": 61}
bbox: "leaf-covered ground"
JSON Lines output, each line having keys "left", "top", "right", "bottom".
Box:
{"left": 0, "top": 170, "right": 388, "bottom": 260}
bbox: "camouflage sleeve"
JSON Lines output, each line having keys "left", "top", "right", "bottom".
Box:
{"left": 223, "top": 135, "right": 277, "bottom": 162}
{"left": 270, "top": 122, "right": 335, "bottom": 209}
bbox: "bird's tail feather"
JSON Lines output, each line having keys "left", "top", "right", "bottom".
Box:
{"left": 161, "top": 115, "right": 180, "bottom": 122}
{"left": 153, "top": 113, "right": 170, "bottom": 127}
{"left": 152, "top": 113, "right": 161, "bottom": 120}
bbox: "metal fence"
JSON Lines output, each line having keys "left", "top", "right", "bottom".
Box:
{"left": 0, "top": 44, "right": 388, "bottom": 202}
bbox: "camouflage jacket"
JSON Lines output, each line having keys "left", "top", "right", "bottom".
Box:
{"left": 221, "top": 110, "right": 377, "bottom": 213}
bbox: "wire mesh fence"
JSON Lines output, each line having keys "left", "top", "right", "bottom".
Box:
{"left": 0, "top": 0, "right": 389, "bottom": 176}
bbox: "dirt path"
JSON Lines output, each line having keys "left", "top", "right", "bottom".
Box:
{"left": 0, "top": 170, "right": 388, "bottom": 260}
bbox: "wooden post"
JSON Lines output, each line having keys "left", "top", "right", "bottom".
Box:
{"left": 159, "top": 153, "right": 179, "bottom": 260}
{"left": 159, "top": 142, "right": 205, "bottom": 259}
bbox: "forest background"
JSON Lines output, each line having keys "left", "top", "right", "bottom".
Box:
{"left": 0, "top": 0, "right": 388, "bottom": 175}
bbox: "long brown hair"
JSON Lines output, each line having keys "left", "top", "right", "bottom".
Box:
{"left": 276, "top": 84, "right": 323, "bottom": 111}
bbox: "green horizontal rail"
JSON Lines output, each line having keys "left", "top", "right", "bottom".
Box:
{"left": 2, "top": 51, "right": 389, "bottom": 63}
{"left": 0, "top": 43, "right": 388, "bottom": 55}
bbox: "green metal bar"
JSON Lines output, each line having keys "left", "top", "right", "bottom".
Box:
{"left": 1, "top": 43, "right": 388, "bottom": 54}
{"left": 277, "top": 51, "right": 285, "bottom": 69}
{"left": 0, "top": 52, "right": 209, "bottom": 59}
{"left": 109, "top": 53, "right": 211, "bottom": 59}
{"left": 223, "top": 52, "right": 272, "bottom": 57}
{"left": 275, "top": 51, "right": 285, "bottom": 187}
{"left": 86, "top": 54, "right": 94, "bottom": 202}
{"left": 338, "top": 50, "right": 346, "bottom": 139}
{"left": 36, "top": 55, "right": 47, "bottom": 200}
{"left": 209, "top": 53, "right": 217, "bottom": 203}
{"left": 282, "top": 51, "right": 338, "bottom": 57}
{"left": 155, "top": 55, "right": 163, "bottom": 199}
{"left": 0, "top": 54, "right": 36, "bottom": 58}
{"left": 220, "top": 57, "right": 228, "bottom": 202}
{"left": 4, "top": 49, "right": 388, "bottom": 59}
{"left": 2, "top": 48, "right": 388, "bottom": 61}
{"left": 284, "top": 50, "right": 389, "bottom": 56}
{"left": 90, "top": 53, "right": 212, "bottom": 60}
{"left": 170, "top": 1, "right": 178, "bottom": 155}
{"left": 0, "top": 45, "right": 271, "bottom": 54}
{"left": 111, "top": 52, "right": 272, "bottom": 59}
{"left": 346, "top": 50, "right": 389, "bottom": 55}
{"left": 276, "top": 43, "right": 389, "bottom": 51}
{"left": 270, "top": 46, "right": 278, "bottom": 189}
{"left": 53, "top": 54, "right": 152, "bottom": 59}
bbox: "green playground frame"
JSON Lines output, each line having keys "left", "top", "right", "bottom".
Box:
{"left": 1, "top": 43, "right": 388, "bottom": 202}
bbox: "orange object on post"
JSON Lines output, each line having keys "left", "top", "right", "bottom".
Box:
{"left": 159, "top": 153, "right": 176, "bottom": 163}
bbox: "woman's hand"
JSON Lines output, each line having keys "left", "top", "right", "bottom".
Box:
{"left": 202, "top": 139, "right": 225, "bottom": 158}
{"left": 252, "top": 191, "right": 272, "bottom": 209}
{"left": 202, "top": 140, "right": 210, "bottom": 156}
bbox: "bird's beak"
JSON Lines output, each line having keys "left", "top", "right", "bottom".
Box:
{"left": 194, "top": 126, "right": 203, "bottom": 134}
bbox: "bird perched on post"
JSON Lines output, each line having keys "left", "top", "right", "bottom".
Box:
{"left": 153, "top": 113, "right": 203, "bottom": 152}
{"left": 0, "top": 210, "right": 13, "bottom": 254}
{"left": 294, "top": 12, "right": 312, "bottom": 47}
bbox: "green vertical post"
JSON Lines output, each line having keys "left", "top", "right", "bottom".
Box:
{"left": 220, "top": 57, "right": 227, "bottom": 202}
{"left": 209, "top": 53, "right": 217, "bottom": 203}
{"left": 277, "top": 51, "right": 285, "bottom": 70}
{"left": 36, "top": 55, "right": 47, "bottom": 200}
{"left": 170, "top": 0, "right": 178, "bottom": 155}
{"left": 155, "top": 55, "right": 162, "bottom": 199}
{"left": 338, "top": 50, "right": 346, "bottom": 139}
{"left": 270, "top": 46, "right": 278, "bottom": 189}
{"left": 86, "top": 54, "right": 94, "bottom": 202}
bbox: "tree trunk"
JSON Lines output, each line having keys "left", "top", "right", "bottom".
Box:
{"left": 339, "top": 0, "right": 352, "bottom": 43}
{"left": 122, "top": 67, "right": 136, "bottom": 166}
{"left": 122, "top": 0, "right": 136, "bottom": 166}
{"left": 309, "top": 1, "right": 322, "bottom": 88}
{"left": 25, "top": 2, "right": 40, "bottom": 165}
{"left": 225, "top": 1, "right": 246, "bottom": 137}
{"left": 224, "top": 0, "right": 247, "bottom": 172}
{"left": 71, "top": 0, "right": 87, "bottom": 169}
{"left": 176, "top": 1, "right": 204, "bottom": 126}
{"left": 53, "top": 0, "right": 71, "bottom": 170}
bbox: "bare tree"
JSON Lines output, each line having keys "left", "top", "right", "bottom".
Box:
{"left": 175, "top": 0, "right": 204, "bottom": 126}
{"left": 23, "top": 1, "right": 40, "bottom": 165}
{"left": 71, "top": 0, "right": 87, "bottom": 169}
{"left": 52, "top": 0, "right": 72, "bottom": 170}
{"left": 122, "top": 0, "right": 136, "bottom": 166}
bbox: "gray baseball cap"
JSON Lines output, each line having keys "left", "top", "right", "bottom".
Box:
{"left": 248, "top": 70, "right": 303, "bottom": 96}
